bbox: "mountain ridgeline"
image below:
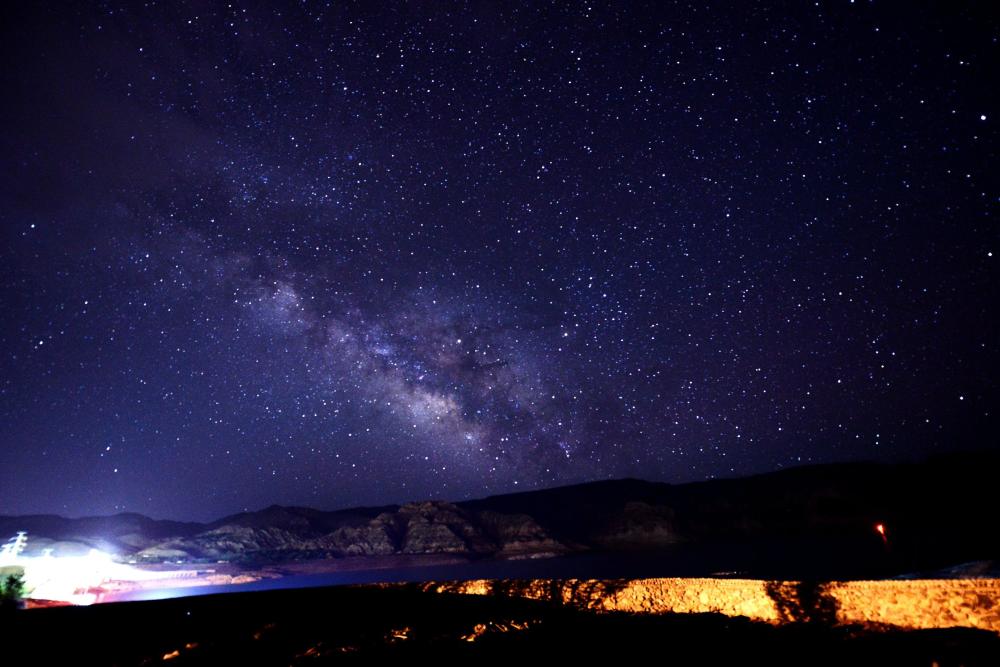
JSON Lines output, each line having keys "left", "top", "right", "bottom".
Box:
{"left": 3, "top": 452, "right": 996, "bottom": 578}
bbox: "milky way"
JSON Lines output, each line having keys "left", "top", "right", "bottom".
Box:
{"left": 0, "top": 2, "right": 996, "bottom": 520}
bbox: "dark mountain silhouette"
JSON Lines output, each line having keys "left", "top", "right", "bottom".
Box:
{"left": 2, "top": 450, "right": 996, "bottom": 577}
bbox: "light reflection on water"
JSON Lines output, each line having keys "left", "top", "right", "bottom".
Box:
{"left": 109, "top": 537, "right": 887, "bottom": 603}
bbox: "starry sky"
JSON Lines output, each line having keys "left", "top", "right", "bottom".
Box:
{"left": 1, "top": 2, "right": 996, "bottom": 521}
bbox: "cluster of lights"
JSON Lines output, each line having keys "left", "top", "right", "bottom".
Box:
{"left": 3, "top": 533, "right": 203, "bottom": 605}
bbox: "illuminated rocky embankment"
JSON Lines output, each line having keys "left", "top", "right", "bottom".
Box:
{"left": 411, "top": 577, "right": 1000, "bottom": 634}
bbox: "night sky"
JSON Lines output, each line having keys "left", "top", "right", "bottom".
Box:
{"left": 1, "top": 2, "right": 996, "bottom": 521}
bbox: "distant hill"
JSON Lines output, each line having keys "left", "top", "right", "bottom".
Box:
{"left": 3, "top": 451, "right": 997, "bottom": 577}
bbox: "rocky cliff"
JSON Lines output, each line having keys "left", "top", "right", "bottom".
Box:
{"left": 3, "top": 450, "right": 997, "bottom": 572}
{"left": 134, "top": 500, "right": 572, "bottom": 562}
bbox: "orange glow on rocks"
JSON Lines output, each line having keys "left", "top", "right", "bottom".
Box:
{"left": 404, "top": 578, "right": 1000, "bottom": 635}
{"left": 460, "top": 619, "right": 534, "bottom": 642}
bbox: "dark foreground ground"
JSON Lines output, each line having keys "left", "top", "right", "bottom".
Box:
{"left": 7, "top": 584, "right": 1000, "bottom": 666}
